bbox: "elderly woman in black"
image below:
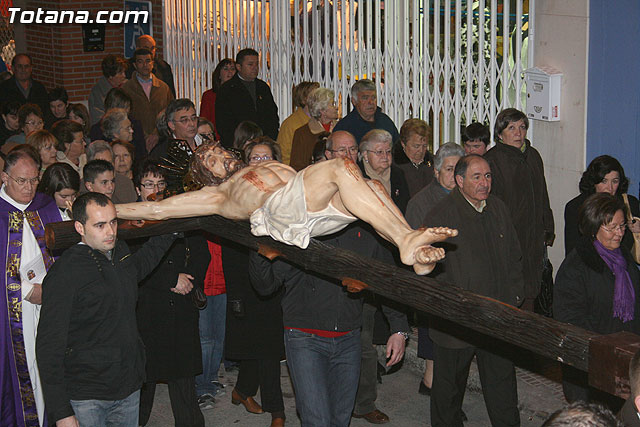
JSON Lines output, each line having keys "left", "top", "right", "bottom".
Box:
{"left": 564, "top": 155, "right": 640, "bottom": 256}
{"left": 393, "top": 118, "right": 434, "bottom": 197}
{"left": 555, "top": 193, "right": 640, "bottom": 404}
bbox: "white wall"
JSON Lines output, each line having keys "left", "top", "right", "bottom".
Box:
{"left": 532, "top": 0, "right": 589, "bottom": 271}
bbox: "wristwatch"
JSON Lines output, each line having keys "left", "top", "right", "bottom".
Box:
{"left": 396, "top": 331, "right": 409, "bottom": 341}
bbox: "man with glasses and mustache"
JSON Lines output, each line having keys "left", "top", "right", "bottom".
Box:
{"left": 122, "top": 48, "right": 174, "bottom": 150}
{"left": 0, "top": 150, "right": 63, "bottom": 427}
{"left": 150, "top": 99, "right": 204, "bottom": 159}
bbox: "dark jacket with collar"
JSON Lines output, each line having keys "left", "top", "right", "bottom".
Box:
{"left": 484, "top": 140, "right": 554, "bottom": 299}
{"left": 249, "top": 222, "right": 409, "bottom": 334}
{"left": 0, "top": 76, "right": 49, "bottom": 114}
{"left": 215, "top": 73, "right": 279, "bottom": 148}
{"left": 393, "top": 143, "right": 434, "bottom": 198}
{"left": 36, "top": 234, "right": 177, "bottom": 423}
{"left": 423, "top": 188, "right": 525, "bottom": 348}
{"left": 134, "top": 233, "right": 210, "bottom": 381}
{"left": 333, "top": 106, "right": 399, "bottom": 145}
{"left": 619, "top": 398, "right": 640, "bottom": 427}
{"left": 553, "top": 236, "right": 640, "bottom": 335}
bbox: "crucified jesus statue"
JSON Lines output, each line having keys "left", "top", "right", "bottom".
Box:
{"left": 116, "top": 142, "right": 457, "bottom": 274}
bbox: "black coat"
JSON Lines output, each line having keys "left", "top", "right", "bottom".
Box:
{"left": 392, "top": 143, "right": 434, "bottom": 198}
{"left": 564, "top": 192, "right": 640, "bottom": 256}
{"left": 0, "top": 76, "right": 50, "bottom": 115}
{"left": 484, "top": 140, "right": 554, "bottom": 299}
{"left": 37, "top": 235, "right": 177, "bottom": 423}
{"left": 423, "top": 189, "right": 525, "bottom": 348}
{"left": 554, "top": 237, "right": 640, "bottom": 335}
{"left": 215, "top": 74, "right": 279, "bottom": 148}
{"left": 222, "top": 240, "right": 285, "bottom": 360}
{"left": 134, "top": 234, "right": 210, "bottom": 381}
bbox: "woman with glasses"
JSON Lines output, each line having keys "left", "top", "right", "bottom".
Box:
{"left": 289, "top": 87, "right": 338, "bottom": 171}
{"left": 393, "top": 118, "right": 435, "bottom": 198}
{"left": 225, "top": 138, "right": 286, "bottom": 426}
{"left": 564, "top": 155, "right": 640, "bottom": 257}
{"left": 3, "top": 103, "right": 45, "bottom": 152}
{"left": 243, "top": 136, "right": 282, "bottom": 166}
{"left": 555, "top": 192, "right": 640, "bottom": 404}
{"left": 197, "top": 117, "right": 216, "bottom": 142}
{"left": 132, "top": 160, "right": 209, "bottom": 427}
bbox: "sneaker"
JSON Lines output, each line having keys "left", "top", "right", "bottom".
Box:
{"left": 198, "top": 393, "right": 215, "bottom": 410}
{"left": 212, "top": 381, "right": 226, "bottom": 396}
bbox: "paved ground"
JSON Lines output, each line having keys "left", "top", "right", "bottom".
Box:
{"left": 145, "top": 329, "right": 569, "bottom": 426}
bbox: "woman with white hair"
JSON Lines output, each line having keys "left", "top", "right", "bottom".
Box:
{"left": 405, "top": 142, "right": 466, "bottom": 404}
{"left": 289, "top": 87, "right": 338, "bottom": 171}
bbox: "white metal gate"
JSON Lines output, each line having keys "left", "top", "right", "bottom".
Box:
{"left": 164, "top": 0, "right": 533, "bottom": 148}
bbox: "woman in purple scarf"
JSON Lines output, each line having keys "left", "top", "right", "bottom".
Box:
{"left": 555, "top": 192, "right": 640, "bottom": 406}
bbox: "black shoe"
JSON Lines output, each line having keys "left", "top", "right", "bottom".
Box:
{"left": 418, "top": 381, "right": 431, "bottom": 396}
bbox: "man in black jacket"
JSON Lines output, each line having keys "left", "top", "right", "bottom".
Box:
{"left": 36, "top": 193, "right": 178, "bottom": 426}
{"left": 0, "top": 54, "right": 50, "bottom": 115}
{"left": 215, "top": 48, "right": 279, "bottom": 148}
{"left": 423, "top": 155, "right": 524, "bottom": 427}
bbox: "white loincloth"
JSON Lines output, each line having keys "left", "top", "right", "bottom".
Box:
{"left": 250, "top": 171, "right": 356, "bottom": 249}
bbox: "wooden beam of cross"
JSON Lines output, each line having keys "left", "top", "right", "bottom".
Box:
{"left": 44, "top": 215, "right": 640, "bottom": 399}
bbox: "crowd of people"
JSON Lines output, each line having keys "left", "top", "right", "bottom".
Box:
{"left": 1, "top": 37, "right": 639, "bottom": 427}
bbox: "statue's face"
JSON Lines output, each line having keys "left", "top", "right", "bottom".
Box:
{"left": 204, "top": 145, "right": 242, "bottom": 180}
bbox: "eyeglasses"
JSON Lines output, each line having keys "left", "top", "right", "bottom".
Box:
{"left": 140, "top": 181, "right": 167, "bottom": 190}
{"left": 367, "top": 149, "right": 392, "bottom": 157}
{"left": 200, "top": 132, "right": 215, "bottom": 141}
{"left": 249, "top": 155, "right": 273, "bottom": 162}
{"left": 25, "top": 120, "right": 43, "bottom": 127}
{"left": 329, "top": 147, "right": 358, "bottom": 155}
{"left": 6, "top": 174, "right": 39, "bottom": 186}
{"left": 135, "top": 59, "right": 153, "bottom": 65}
{"left": 173, "top": 115, "right": 198, "bottom": 125}
{"left": 601, "top": 223, "right": 627, "bottom": 233}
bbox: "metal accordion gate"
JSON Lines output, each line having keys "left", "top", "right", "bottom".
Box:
{"left": 164, "top": 0, "right": 532, "bottom": 149}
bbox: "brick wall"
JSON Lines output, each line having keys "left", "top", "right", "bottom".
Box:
{"left": 23, "top": 0, "right": 163, "bottom": 103}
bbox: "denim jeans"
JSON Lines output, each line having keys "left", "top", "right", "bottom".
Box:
{"left": 285, "top": 328, "right": 361, "bottom": 427}
{"left": 70, "top": 389, "right": 140, "bottom": 427}
{"left": 196, "top": 293, "right": 226, "bottom": 396}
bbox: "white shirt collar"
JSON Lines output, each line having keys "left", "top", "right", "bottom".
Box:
{"left": 0, "top": 185, "right": 32, "bottom": 211}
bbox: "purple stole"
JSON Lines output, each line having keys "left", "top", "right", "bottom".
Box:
{"left": 0, "top": 193, "right": 61, "bottom": 427}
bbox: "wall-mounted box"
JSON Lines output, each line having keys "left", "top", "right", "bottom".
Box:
{"left": 524, "top": 66, "right": 562, "bottom": 122}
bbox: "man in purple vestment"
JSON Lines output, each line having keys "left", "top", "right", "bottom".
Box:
{"left": 0, "top": 150, "right": 62, "bottom": 427}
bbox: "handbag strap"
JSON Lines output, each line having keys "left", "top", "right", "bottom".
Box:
{"left": 622, "top": 193, "right": 634, "bottom": 223}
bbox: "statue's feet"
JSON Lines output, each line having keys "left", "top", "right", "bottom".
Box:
{"left": 412, "top": 246, "right": 446, "bottom": 275}
{"left": 399, "top": 227, "right": 457, "bottom": 273}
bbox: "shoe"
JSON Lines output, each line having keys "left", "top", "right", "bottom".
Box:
{"left": 418, "top": 381, "right": 431, "bottom": 396}
{"left": 270, "top": 417, "right": 285, "bottom": 427}
{"left": 231, "top": 388, "right": 264, "bottom": 414}
{"left": 197, "top": 393, "right": 215, "bottom": 411}
{"left": 212, "top": 381, "right": 226, "bottom": 396}
{"left": 353, "top": 409, "right": 390, "bottom": 424}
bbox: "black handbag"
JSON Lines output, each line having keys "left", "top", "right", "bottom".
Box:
{"left": 534, "top": 248, "right": 554, "bottom": 317}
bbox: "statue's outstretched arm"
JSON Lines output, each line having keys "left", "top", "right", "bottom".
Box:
{"left": 116, "top": 188, "right": 225, "bottom": 220}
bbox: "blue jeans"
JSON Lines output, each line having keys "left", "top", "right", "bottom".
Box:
{"left": 285, "top": 328, "right": 361, "bottom": 427}
{"left": 196, "top": 293, "right": 226, "bottom": 396}
{"left": 70, "top": 389, "right": 140, "bottom": 427}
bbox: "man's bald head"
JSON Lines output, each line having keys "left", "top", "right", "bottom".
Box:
{"left": 136, "top": 35, "right": 156, "bottom": 57}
